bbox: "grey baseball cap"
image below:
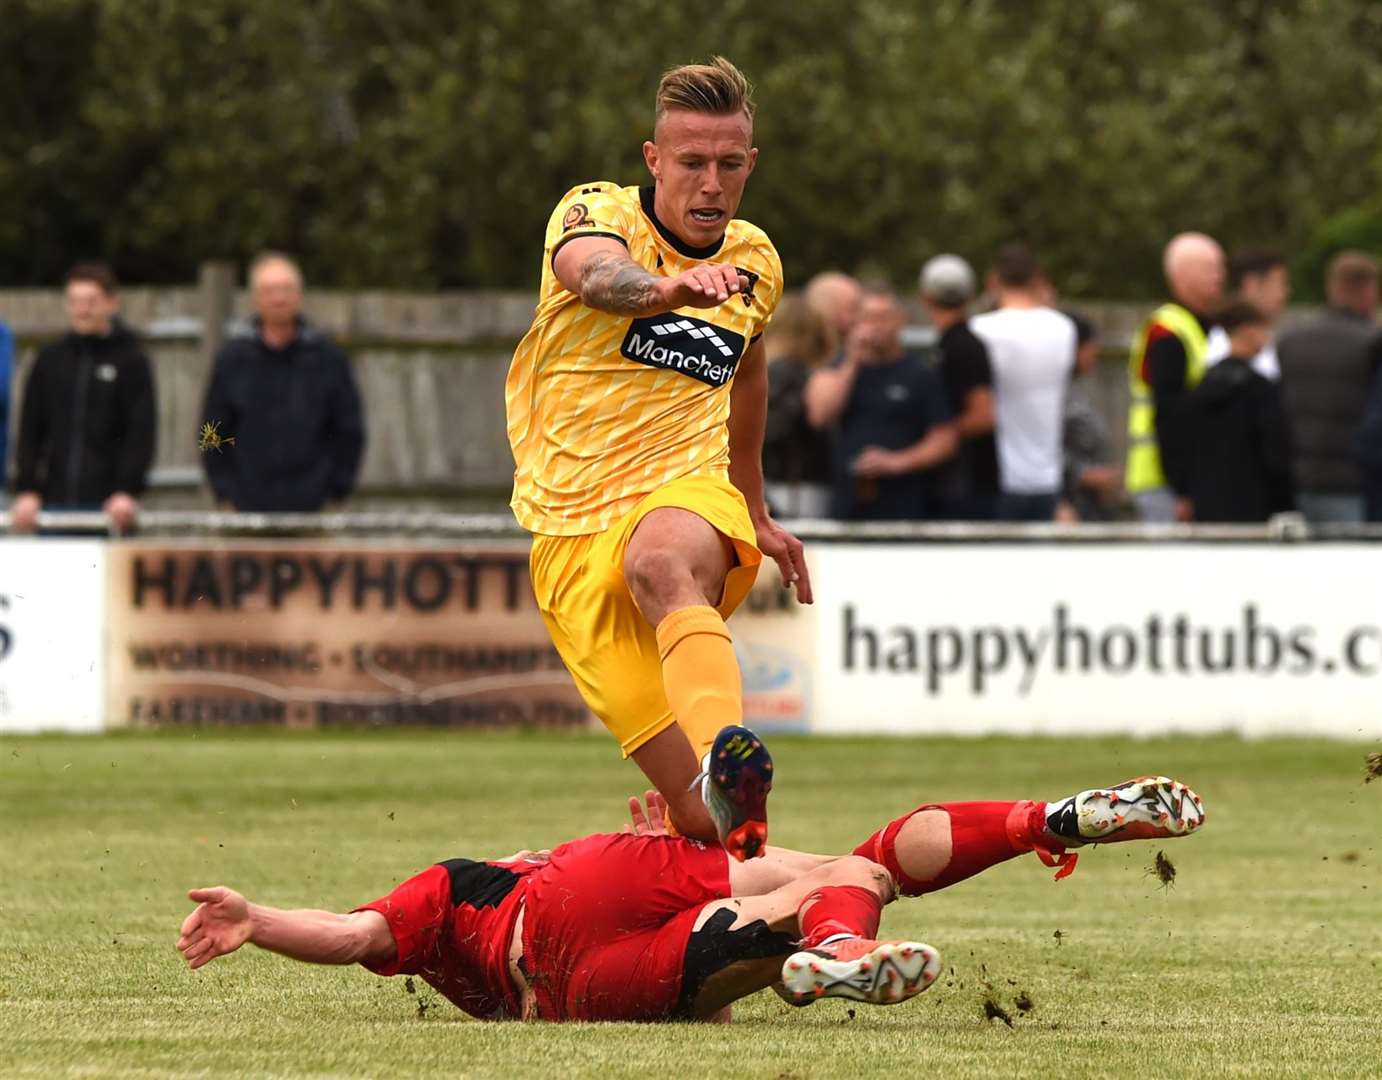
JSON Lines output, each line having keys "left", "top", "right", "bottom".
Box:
{"left": 919, "top": 254, "right": 976, "bottom": 305}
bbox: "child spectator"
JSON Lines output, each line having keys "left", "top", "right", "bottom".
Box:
{"left": 1059, "top": 312, "right": 1122, "bottom": 522}
{"left": 1355, "top": 363, "right": 1382, "bottom": 522}
{"left": 1187, "top": 301, "right": 1295, "bottom": 522}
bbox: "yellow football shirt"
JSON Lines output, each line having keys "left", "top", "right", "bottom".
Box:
{"left": 506, "top": 181, "right": 783, "bottom": 536}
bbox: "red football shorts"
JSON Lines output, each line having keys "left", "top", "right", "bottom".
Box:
{"left": 354, "top": 859, "right": 531, "bottom": 1020}
{"left": 522, "top": 832, "right": 732, "bottom": 1021}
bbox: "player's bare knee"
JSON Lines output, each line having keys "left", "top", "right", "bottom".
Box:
{"left": 624, "top": 547, "right": 698, "bottom": 620}
{"left": 826, "top": 854, "right": 895, "bottom": 903}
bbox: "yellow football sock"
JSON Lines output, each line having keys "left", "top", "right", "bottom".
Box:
{"left": 655, "top": 604, "right": 743, "bottom": 761}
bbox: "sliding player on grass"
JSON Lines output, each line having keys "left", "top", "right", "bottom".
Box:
{"left": 177, "top": 777, "right": 1205, "bottom": 1021}
{"left": 505, "top": 57, "right": 808, "bottom": 860}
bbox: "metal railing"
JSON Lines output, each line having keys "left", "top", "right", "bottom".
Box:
{"left": 3, "top": 509, "right": 1381, "bottom": 543}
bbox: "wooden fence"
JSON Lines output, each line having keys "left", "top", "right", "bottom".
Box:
{"left": 1, "top": 264, "right": 1309, "bottom": 511}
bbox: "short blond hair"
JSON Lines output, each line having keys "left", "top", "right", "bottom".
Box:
{"left": 655, "top": 56, "right": 754, "bottom": 134}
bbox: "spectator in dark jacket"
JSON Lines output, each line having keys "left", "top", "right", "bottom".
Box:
{"left": 10, "top": 263, "right": 155, "bottom": 533}
{"left": 0, "top": 318, "right": 13, "bottom": 497}
{"left": 762, "top": 296, "right": 835, "bottom": 518}
{"left": 1356, "top": 365, "right": 1382, "bottom": 522}
{"left": 805, "top": 286, "right": 957, "bottom": 521}
{"left": 1276, "top": 251, "right": 1381, "bottom": 523}
{"left": 202, "top": 253, "right": 365, "bottom": 512}
{"left": 1188, "top": 301, "right": 1295, "bottom": 523}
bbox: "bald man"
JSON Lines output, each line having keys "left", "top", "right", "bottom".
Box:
{"left": 804, "top": 272, "right": 864, "bottom": 344}
{"left": 201, "top": 252, "right": 365, "bottom": 512}
{"left": 1125, "top": 233, "right": 1226, "bottom": 522}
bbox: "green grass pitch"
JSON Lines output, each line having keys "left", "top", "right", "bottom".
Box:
{"left": 2, "top": 732, "right": 1378, "bottom": 1078}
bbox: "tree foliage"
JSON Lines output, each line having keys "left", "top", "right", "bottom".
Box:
{"left": 3, "top": 0, "right": 1382, "bottom": 297}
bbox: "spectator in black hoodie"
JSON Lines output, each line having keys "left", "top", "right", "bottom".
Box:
{"left": 1355, "top": 364, "right": 1382, "bottom": 522}
{"left": 1187, "top": 301, "right": 1295, "bottom": 523}
{"left": 10, "top": 263, "right": 156, "bottom": 534}
{"left": 202, "top": 253, "right": 365, "bottom": 512}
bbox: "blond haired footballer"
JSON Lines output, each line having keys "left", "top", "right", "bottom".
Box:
{"left": 506, "top": 58, "right": 809, "bottom": 859}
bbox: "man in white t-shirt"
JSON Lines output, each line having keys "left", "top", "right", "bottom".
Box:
{"left": 1204, "top": 249, "right": 1290, "bottom": 381}
{"left": 970, "top": 245, "right": 1076, "bottom": 522}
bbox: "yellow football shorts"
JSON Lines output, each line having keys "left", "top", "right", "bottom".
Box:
{"left": 529, "top": 474, "right": 763, "bottom": 757}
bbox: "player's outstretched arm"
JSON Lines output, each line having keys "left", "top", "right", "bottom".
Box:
{"left": 176, "top": 886, "right": 393, "bottom": 970}
{"left": 553, "top": 236, "right": 749, "bottom": 317}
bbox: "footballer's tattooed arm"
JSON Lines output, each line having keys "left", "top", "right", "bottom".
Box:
{"left": 578, "top": 251, "right": 665, "bottom": 316}
{"left": 558, "top": 236, "right": 750, "bottom": 315}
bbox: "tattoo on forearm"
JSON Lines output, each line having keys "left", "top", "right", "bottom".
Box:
{"left": 578, "top": 252, "right": 663, "bottom": 315}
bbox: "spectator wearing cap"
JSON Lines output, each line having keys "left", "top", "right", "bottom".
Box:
{"left": 1186, "top": 301, "right": 1294, "bottom": 523}
{"left": 201, "top": 252, "right": 366, "bottom": 513}
{"left": 969, "top": 245, "right": 1075, "bottom": 522}
{"left": 762, "top": 295, "right": 836, "bottom": 518}
{"left": 805, "top": 285, "right": 956, "bottom": 521}
{"left": 919, "top": 254, "right": 998, "bottom": 520}
{"left": 1125, "top": 232, "right": 1226, "bottom": 523}
{"left": 1275, "top": 250, "right": 1382, "bottom": 524}
{"left": 1205, "top": 249, "right": 1290, "bottom": 380}
{"left": 10, "top": 263, "right": 156, "bottom": 534}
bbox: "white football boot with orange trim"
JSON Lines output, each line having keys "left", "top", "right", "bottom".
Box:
{"left": 1046, "top": 775, "right": 1206, "bottom": 846}
{"left": 780, "top": 937, "right": 942, "bottom": 1007}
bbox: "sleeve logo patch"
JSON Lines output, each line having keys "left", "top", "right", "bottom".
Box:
{"left": 562, "top": 203, "right": 591, "bottom": 231}
{"left": 620, "top": 313, "right": 746, "bottom": 388}
{"left": 734, "top": 266, "right": 760, "bottom": 307}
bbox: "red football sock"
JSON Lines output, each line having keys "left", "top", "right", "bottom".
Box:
{"left": 797, "top": 885, "right": 883, "bottom": 947}
{"left": 853, "top": 800, "right": 1068, "bottom": 897}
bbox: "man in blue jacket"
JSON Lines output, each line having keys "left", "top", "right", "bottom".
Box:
{"left": 201, "top": 253, "right": 365, "bottom": 512}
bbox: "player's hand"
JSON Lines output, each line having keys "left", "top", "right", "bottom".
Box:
{"left": 658, "top": 264, "right": 750, "bottom": 310}
{"left": 843, "top": 322, "right": 875, "bottom": 367}
{"left": 851, "top": 446, "right": 902, "bottom": 479}
{"left": 1080, "top": 465, "right": 1123, "bottom": 502}
{"left": 177, "top": 886, "right": 252, "bottom": 970}
{"left": 1175, "top": 496, "right": 1194, "bottom": 523}
{"left": 754, "top": 515, "right": 813, "bottom": 604}
{"left": 9, "top": 491, "right": 41, "bottom": 533}
{"left": 103, "top": 491, "right": 139, "bottom": 533}
{"left": 624, "top": 790, "right": 672, "bottom": 837}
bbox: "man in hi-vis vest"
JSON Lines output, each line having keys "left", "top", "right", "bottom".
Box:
{"left": 1125, "top": 232, "right": 1226, "bottom": 522}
